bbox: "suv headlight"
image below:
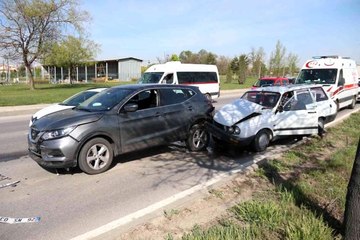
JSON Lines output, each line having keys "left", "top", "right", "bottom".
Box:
{"left": 42, "top": 126, "right": 76, "bottom": 140}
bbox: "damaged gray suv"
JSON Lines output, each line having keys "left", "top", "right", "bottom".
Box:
{"left": 28, "top": 84, "right": 214, "bottom": 174}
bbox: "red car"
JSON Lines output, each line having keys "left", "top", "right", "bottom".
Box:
{"left": 252, "top": 77, "right": 289, "bottom": 89}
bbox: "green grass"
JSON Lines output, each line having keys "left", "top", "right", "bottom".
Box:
{"left": 167, "top": 111, "right": 360, "bottom": 240}
{"left": 0, "top": 76, "right": 255, "bottom": 106}
{"left": 0, "top": 82, "right": 131, "bottom": 106}
{"left": 220, "top": 76, "right": 257, "bottom": 90}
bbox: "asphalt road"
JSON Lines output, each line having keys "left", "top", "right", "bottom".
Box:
{"left": 0, "top": 91, "right": 359, "bottom": 240}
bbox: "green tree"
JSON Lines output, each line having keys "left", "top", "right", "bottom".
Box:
{"left": 0, "top": 0, "right": 89, "bottom": 90}
{"left": 230, "top": 57, "right": 239, "bottom": 73}
{"left": 238, "top": 54, "right": 249, "bottom": 84}
{"left": 286, "top": 53, "right": 299, "bottom": 76}
{"left": 269, "top": 40, "right": 286, "bottom": 76}
{"left": 43, "top": 36, "right": 99, "bottom": 84}
{"left": 179, "top": 50, "right": 195, "bottom": 63}
{"left": 170, "top": 54, "right": 180, "bottom": 61}
{"left": 225, "top": 65, "right": 233, "bottom": 83}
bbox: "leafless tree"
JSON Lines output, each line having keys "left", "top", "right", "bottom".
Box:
{"left": 0, "top": 0, "right": 89, "bottom": 89}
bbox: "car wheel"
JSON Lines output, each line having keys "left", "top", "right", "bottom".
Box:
{"left": 78, "top": 138, "right": 113, "bottom": 175}
{"left": 186, "top": 123, "right": 209, "bottom": 151}
{"left": 318, "top": 118, "right": 325, "bottom": 138}
{"left": 348, "top": 96, "right": 356, "bottom": 109}
{"left": 252, "top": 129, "right": 271, "bottom": 152}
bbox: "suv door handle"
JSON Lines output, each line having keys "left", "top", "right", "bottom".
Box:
{"left": 187, "top": 106, "right": 193, "bottom": 111}
{"left": 308, "top": 111, "right": 316, "bottom": 114}
{"left": 155, "top": 112, "right": 162, "bottom": 117}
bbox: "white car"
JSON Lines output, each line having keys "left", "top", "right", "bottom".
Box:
{"left": 29, "top": 88, "right": 107, "bottom": 126}
{"left": 206, "top": 85, "right": 337, "bottom": 152}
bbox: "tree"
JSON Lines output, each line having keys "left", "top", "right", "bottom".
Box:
{"left": 344, "top": 138, "right": 360, "bottom": 240}
{"left": 225, "top": 65, "right": 233, "bottom": 83}
{"left": 0, "top": 0, "right": 89, "bottom": 90}
{"left": 179, "top": 50, "right": 194, "bottom": 63}
{"left": 269, "top": 40, "right": 286, "bottom": 76}
{"left": 238, "top": 54, "right": 249, "bottom": 84}
{"left": 216, "top": 55, "right": 231, "bottom": 75}
{"left": 286, "top": 53, "right": 299, "bottom": 76}
{"left": 249, "top": 47, "right": 266, "bottom": 78}
{"left": 170, "top": 54, "right": 180, "bottom": 61}
{"left": 43, "top": 36, "right": 99, "bottom": 84}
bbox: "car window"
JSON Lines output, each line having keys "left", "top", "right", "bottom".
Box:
{"left": 128, "top": 89, "right": 159, "bottom": 110}
{"left": 310, "top": 87, "right": 329, "bottom": 102}
{"left": 283, "top": 91, "right": 312, "bottom": 111}
{"left": 160, "top": 88, "right": 195, "bottom": 106}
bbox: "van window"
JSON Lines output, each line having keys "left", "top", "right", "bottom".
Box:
{"left": 296, "top": 69, "right": 337, "bottom": 84}
{"left": 177, "top": 72, "right": 218, "bottom": 84}
{"left": 138, "top": 72, "right": 164, "bottom": 83}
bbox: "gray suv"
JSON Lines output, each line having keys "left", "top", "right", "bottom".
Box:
{"left": 28, "top": 84, "right": 214, "bottom": 174}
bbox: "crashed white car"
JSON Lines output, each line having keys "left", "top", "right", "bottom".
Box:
{"left": 29, "top": 88, "right": 107, "bottom": 126}
{"left": 206, "top": 85, "right": 337, "bottom": 151}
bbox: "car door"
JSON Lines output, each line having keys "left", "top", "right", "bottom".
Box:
{"left": 273, "top": 89, "right": 318, "bottom": 136}
{"left": 158, "top": 88, "right": 195, "bottom": 141}
{"left": 119, "top": 89, "right": 167, "bottom": 153}
{"left": 310, "top": 86, "right": 336, "bottom": 117}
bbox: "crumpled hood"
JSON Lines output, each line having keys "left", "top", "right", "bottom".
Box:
{"left": 214, "top": 99, "right": 263, "bottom": 126}
{"left": 31, "top": 108, "right": 103, "bottom": 131}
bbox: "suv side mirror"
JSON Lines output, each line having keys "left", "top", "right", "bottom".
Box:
{"left": 276, "top": 105, "right": 284, "bottom": 113}
{"left": 123, "top": 103, "right": 138, "bottom": 112}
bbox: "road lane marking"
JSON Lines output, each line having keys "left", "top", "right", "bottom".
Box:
{"left": 0, "top": 216, "right": 41, "bottom": 224}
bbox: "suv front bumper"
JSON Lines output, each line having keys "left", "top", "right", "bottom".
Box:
{"left": 28, "top": 135, "right": 79, "bottom": 168}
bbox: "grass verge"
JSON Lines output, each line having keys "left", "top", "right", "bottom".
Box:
{"left": 168, "top": 111, "right": 360, "bottom": 240}
{"left": 0, "top": 76, "right": 256, "bottom": 106}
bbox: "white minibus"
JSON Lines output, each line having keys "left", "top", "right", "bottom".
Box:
{"left": 138, "top": 61, "right": 220, "bottom": 99}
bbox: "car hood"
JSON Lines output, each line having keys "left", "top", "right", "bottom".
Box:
{"left": 31, "top": 108, "right": 104, "bottom": 131}
{"left": 31, "top": 104, "right": 73, "bottom": 121}
{"left": 214, "top": 99, "right": 264, "bottom": 126}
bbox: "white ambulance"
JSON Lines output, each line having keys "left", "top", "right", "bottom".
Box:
{"left": 296, "top": 56, "right": 358, "bottom": 110}
{"left": 138, "top": 61, "right": 220, "bottom": 100}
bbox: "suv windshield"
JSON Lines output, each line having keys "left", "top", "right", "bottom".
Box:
{"left": 296, "top": 69, "right": 337, "bottom": 85}
{"left": 242, "top": 91, "right": 281, "bottom": 108}
{"left": 77, "top": 88, "right": 133, "bottom": 111}
{"left": 138, "top": 72, "right": 164, "bottom": 83}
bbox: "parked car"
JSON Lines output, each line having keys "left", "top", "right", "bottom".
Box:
{"left": 29, "top": 88, "right": 107, "bottom": 126}
{"left": 252, "top": 77, "right": 289, "bottom": 89}
{"left": 206, "top": 85, "right": 337, "bottom": 152}
{"left": 28, "top": 84, "right": 214, "bottom": 174}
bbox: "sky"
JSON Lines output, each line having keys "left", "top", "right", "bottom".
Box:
{"left": 83, "top": 0, "right": 360, "bottom": 66}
